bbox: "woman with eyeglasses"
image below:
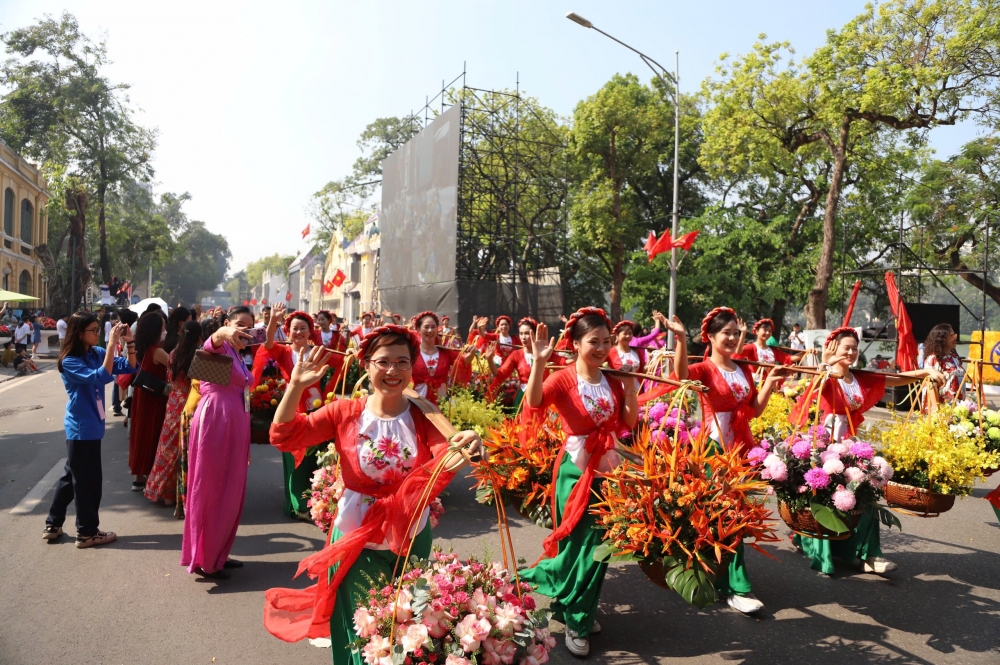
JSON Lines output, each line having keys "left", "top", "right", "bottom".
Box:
{"left": 44, "top": 313, "right": 138, "bottom": 548}
{"left": 180, "top": 306, "right": 255, "bottom": 580}
{"left": 263, "top": 325, "right": 483, "bottom": 656}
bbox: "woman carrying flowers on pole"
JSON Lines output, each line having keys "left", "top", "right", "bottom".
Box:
{"left": 789, "top": 327, "right": 943, "bottom": 575}
{"left": 255, "top": 304, "right": 341, "bottom": 518}
{"left": 673, "top": 307, "right": 787, "bottom": 615}
{"left": 608, "top": 320, "right": 646, "bottom": 374}
{"left": 472, "top": 315, "right": 519, "bottom": 367}
{"left": 517, "top": 307, "right": 638, "bottom": 657}
{"left": 411, "top": 311, "right": 471, "bottom": 405}
{"left": 262, "top": 326, "right": 483, "bottom": 661}
{"left": 487, "top": 317, "right": 542, "bottom": 409}
{"left": 739, "top": 318, "right": 809, "bottom": 382}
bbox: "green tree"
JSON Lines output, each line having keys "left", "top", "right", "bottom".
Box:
{"left": 0, "top": 12, "right": 158, "bottom": 286}
{"left": 701, "top": 0, "right": 1000, "bottom": 328}
{"left": 102, "top": 180, "right": 174, "bottom": 289}
{"left": 245, "top": 253, "right": 295, "bottom": 289}
{"left": 157, "top": 221, "right": 230, "bottom": 305}
{"left": 907, "top": 137, "right": 1000, "bottom": 307}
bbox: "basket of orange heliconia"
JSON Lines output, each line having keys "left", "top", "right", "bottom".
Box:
{"left": 592, "top": 409, "right": 778, "bottom": 609}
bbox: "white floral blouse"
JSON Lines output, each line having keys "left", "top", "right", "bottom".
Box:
{"left": 618, "top": 348, "right": 641, "bottom": 373}
{"left": 709, "top": 367, "right": 752, "bottom": 446}
{"left": 333, "top": 406, "right": 429, "bottom": 548}
{"left": 566, "top": 374, "right": 620, "bottom": 473}
{"left": 414, "top": 350, "right": 441, "bottom": 399}
{"left": 824, "top": 375, "right": 864, "bottom": 442}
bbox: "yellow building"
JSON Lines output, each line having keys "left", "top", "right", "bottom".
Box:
{"left": 0, "top": 140, "right": 49, "bottom": 305}
{"left": 319, "top": 212, "right": 380, "bottom": 323}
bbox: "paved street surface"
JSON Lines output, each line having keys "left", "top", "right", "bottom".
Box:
{"left": 1, "top": 368, "right": 999, "bottom": 665}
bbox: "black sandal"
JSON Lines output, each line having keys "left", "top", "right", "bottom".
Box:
{"left": 194, "top": 567, "right": 230, "bottom": 580}
{"left": 223, "top": 559, "right": 243, "bottom": 569}
{"left": 131, "top": 481, "right": 144, "bottom": 492}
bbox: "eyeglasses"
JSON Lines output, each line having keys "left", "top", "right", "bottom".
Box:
{"left": 369, "top": 358, "right": 412, "bottom": 372}
{"left": 83, "top": 327, "right": 100, "bottom": 335}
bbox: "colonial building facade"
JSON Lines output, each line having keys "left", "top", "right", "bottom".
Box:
{"left": 0, "top": 141, "right": 49, "bottom": 305}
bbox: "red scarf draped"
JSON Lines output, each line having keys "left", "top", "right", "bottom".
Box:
{"left": 487, "top": 348, "right": 537, "bottom": 400}
{"left": 522, "top": 366, "right": 625, "bottom": 561}
{"left": 263, "top": 398, "right": 451, "bottom": 642}
{"left": 789, "top": 371, "right": 886, "bottom": 433}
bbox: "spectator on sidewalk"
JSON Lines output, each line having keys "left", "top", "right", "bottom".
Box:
{"left": 44, "top": 313, "right": 138, "bottom": 547}
{"left": 2, "top": 341, "right": 18, "bottom": 367}
{"left": 256, "top": 305, "right": 286, "bottom": 342}
{"left": 128, "top": 311, "right": 170, "bottom": 492}
{"left": 113, "top": 310, "right": 139, "bottom": 417}
{"left": 101, "top": 311, "right": 113, "bottom": 346}
{"left": 0, "top": 305, "right": 16, "bottom": 328}
{"left": 12, "top": 347, "right": 38, "bottom": 375}
{"left": 30, "top": 315, "right": 42, "bottom": 359}
{"left": 56, "top": 314, "right": 68, "bottom": 344}
{"left": 14, "top": 317, "right": 31, "bottom": 353}
{"left": 163, "top": 306, "right": 192, "bottom": 353}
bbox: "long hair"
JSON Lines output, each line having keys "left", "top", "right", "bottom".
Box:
{"left": 134, "top": 311, "right": 165, "bottom": 362}
{"left": 923, "top": 323, "right": 954, "bottom": 361}
{"left": 58, "top": 312, "right": 98, "bottom": 373}
{"left": 170, "top": 320, "right": 204, "bottom": 378}
{"left": 163, "top": 306, "right": 191, "bottom": 353}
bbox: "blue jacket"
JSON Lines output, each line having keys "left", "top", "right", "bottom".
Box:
{"left": 61, "top": 346, "right": 137, "bottom": 440}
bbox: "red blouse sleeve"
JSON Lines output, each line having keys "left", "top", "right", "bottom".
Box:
{"left": 488, "top": 350, "right": 519, "bottom": 399}
{"left": 269, "top": 398, "right": 344, "bottom": 466}
{"left": 739, "top": 344, "right": 758, "bottom": 361}
{"left": 857, "top": 372, "right": 887, "bottom": 413}
{"left": 774, "top": 348, "right": 793, "bottom": 365}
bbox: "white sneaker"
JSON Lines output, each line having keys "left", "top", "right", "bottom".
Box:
{"left": 726, "top": 593, "right": 764, "bottom": 614}
{"left": 590, "top": 620, "right": 601, "bottom": 634}
{"left": 308, "top": 637, "right": 332, "bottom": 648}
{"left": 861, "top": 557, "right": 897, "bottom": 575}
{"left": 565, "top": 630, "right": 590, "bottom": 657}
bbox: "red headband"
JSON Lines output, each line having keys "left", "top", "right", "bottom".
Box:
{"left": 415, "top": 310, "right": 439, "bottom": 327}
{"left": 825, "top": 326, "right": 858, "bottom": 346}
{"left": 362, "top": 311, "right": 376, "bottom": 319}
{"left": 518, "top": 317, "right": 538, "bottom": 330}
{"left": 700, "top": 307, "right": 737, "bottom": 343}
{"left": 495, "top": 315, "right": 513, "bottom": 327}
{"left": 613, "top": 320, "right": 635, "bottom": 336}
{"left": 557, "top": 307, "right": 614, "bottom": 350}
{"left": 751, "top": 318, "right": 775, "bottom": 335}
{"left": 283, "top": 310, "right": 315, "bottom": 334}
{"left": 357, "top": 325, "right": 420, "bottom": 361}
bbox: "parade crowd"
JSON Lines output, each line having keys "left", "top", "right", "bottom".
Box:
{"left": 42, "top": 300, "right": 982, "bottom": 662}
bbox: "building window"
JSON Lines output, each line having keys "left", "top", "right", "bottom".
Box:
{"left": 20, "top": 199, "right": 33, "bottom": 244}
{"left": 18, "top": 269, "right": 31, "bottom": 296}
{"left": 3, "top": 189, "right": 12, "bottom": 236}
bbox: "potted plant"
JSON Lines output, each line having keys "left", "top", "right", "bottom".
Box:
{"left": 471, "top": 415, "right": 560, "bottom": 528}
{"left": 351, "top": 551, "right": 554, "bottom": 665}
{"left": 746, "top": 429, "right": 900, "bottom": 538}
{"left": 877, "top": 409, "right": 1000, "bottom": 515}
{"left": 591, "top": 425, "right": 778, "bottom": 609}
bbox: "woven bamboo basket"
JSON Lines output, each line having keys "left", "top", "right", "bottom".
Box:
{"left": 778, "top": 502, "right": 861, "bottom": 540}
{"left": 885, "top": 481, "right": 955, "bottom": 516}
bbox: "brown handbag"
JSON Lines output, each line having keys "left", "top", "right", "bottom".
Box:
{"left": 187, "top": 349, "right": 233, "bottom": 386}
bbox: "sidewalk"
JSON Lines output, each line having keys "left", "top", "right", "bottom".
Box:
{"left": 0, "top": 358, "right": 56, "bottom": 383}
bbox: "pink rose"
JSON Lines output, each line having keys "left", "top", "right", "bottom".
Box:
{"left": 446, "top": 655, "right": 472, "bottom": 665}
{"left": 534, "top": 628, "right": 557, "bottom": 650}
{"left": 493, "top": 602, "right": 525, "bottom": 636}
{"left": 391, "top": 588, "right": 414, "bottom": 622}
{"left": 361, "top": 635, "right": 392, "bottom": 665}
{"left": 455, "top": 614, "right": 492, "bottom": 652}
{"left": 353, "top": 607, "right": 378, "bottom": 639}
{"left": 401, "top": 622, "right": 429, "bottom": 654}
{"left": 421, "top": 609, "right": 451, "bottom": 639}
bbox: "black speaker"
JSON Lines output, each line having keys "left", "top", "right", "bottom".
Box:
{"left": 904, "top": 302, "right": 961, "bottom": 342}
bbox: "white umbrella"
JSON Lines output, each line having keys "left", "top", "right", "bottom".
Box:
{"left": 128, "top": 297, "right": 170, "bottom": 314}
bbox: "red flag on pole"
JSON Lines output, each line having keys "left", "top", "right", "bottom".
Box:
{"left": 332, "top": 268, "right": 346, "bottom": 287}
{"left": 301, "top": 224, "right": 310, "bottom": 239}
{"left": 250, "top": 299, "right": 257, "bottom": 306}
{"left": 842, "top": 280, "right": 862, "bottom": 327}
{"left": 261, "top": 298, "right": 268, "bottom": 306}
{"left": 646, "top": 231, "right": 673, "bottom": 263}
{"left": 285, "top": 291, "right": 293, "bottom": 302}
{"left": 642, "top": 231, "right": 657, "bottom": 254}
{"left": 243, "top": 300, "right": 249, "bottom": 306}
{"left": 322, "top": 280, "right": 334, "bottom": 295}
{"left": 672, "top": 230, "right": 699, "bottom": 251}
{"left": 885, "top": 272, "right": 918, "bottom": 372}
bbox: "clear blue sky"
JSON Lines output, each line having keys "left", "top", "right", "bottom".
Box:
{"left": 1, "top": 1, "right": 984, "bottom": 275}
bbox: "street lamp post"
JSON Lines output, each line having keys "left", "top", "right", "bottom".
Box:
{"left": 566, "top": 12, "right": 681, "bottom": 346}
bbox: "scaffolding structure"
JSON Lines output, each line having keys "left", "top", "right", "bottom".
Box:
{"left": 386, "top": 66, "right": 568, "bottom": 323}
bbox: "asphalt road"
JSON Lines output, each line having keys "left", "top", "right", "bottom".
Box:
{"left": 1, "top": 368, "right": 999, "bottom": 665}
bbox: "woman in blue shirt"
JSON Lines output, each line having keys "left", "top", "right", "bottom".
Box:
{"left": 44, "top": 312, "right": 138, "bottom": 547}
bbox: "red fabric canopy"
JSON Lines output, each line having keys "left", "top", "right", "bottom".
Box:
{"left": 885, "top": 271, "right": 917, "bottom": 372}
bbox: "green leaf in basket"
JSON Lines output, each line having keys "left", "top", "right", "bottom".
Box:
{"left": 873, "top": 504, "right": 902, "bottom": 531}
{"left": 810, "top": 502, "right": 848, "bottom": 534}
{"left": 392, "top": 644, "right": 406, "bottom": 665}
{"left": 592, "top": 542, "right": 615, "bottom": 562}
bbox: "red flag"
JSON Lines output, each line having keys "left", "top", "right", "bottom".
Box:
{"left": 332, "top": 268, "right": 346, "bottom": 287}
{"left": 643, "top": 231, "right": 657, "bottom": 254}
{"left": 885, "top": 272, "right": 917, "bottom": 372}
{"left": 261, "top": 298, "right": 268, "bottom": 306}
{"left": 250, "top": 299, "right": 257, "bottom": 305}
{"left": 243, "top": 300, "right": 249, "bottom": 306}
{"left": 285, "top": 291, "right": 293, "bottom": 302}
{"left": 322, "top": 280, "right": 334, "bottom": 295}
{"left": 672, "top": 230, "right": 699, "bottom": 250}
{"left": 842, "top": 280, "right": 862, "bottom": 327}
{"left": 646, "top": 230, "right": 673, "bottom": 263}
{"left": 301, "top": 224, "right": 310, "bottom": 239}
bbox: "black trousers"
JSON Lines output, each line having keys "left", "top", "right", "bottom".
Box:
{"left": 46, "top": 439, "right": 103, "bottom": 537}
{"left": 112, "top": 383, "right": 121, "bottom": 412}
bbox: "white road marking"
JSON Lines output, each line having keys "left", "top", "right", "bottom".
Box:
{"left": 0, "top": 371, "right": 46, "bottom": 396}
{"left": 10, "top": 457, "right": 66, "bottom": 515}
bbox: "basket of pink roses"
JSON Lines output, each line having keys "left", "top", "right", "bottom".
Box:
{"left": 351, "top": 551, "right": 554, "bottom": 665}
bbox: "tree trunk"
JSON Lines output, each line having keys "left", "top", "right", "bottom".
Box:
{"left": 805, "top": 120, "right": 851, "bottom": 329}
{"left": 68, "top": 187, "right": 91, "bottom": 313}
{"left": 97, "top": 180, "right": 111, "bottom": 286}
{"left": 770, "top": 298, "right": 787, "bottom": 337}
{"left": 610, "top": 246, "right": 624, "bottom": 321}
